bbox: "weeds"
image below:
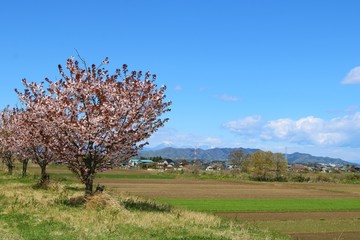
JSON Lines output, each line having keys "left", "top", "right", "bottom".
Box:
{"left": 119, "top": 193, "right": 172, "bottom": 212}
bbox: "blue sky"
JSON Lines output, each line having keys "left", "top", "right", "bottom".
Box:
{"left": 2, "top": 0, "right": 360, "bottom": 163}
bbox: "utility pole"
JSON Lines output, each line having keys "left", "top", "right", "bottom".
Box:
{"left": 194, "top": 145, "right": 197, "bottom": 161}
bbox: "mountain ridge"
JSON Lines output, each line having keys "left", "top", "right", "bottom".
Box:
{"left": 139, "top": 147, "right": 358, "bottom": 166}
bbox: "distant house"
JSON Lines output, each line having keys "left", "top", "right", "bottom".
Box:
{"left": 205, "top": 166, "right": 214, "bottom": 171}
{"left": 163, "top": 159, "right": 175, "bottom": 165}
{"left": 206, "top": 164, "right": 224, "bottom": 172}
{"left": 129, "top": 159, "right": 154, "bottom": 167}
{"left": 158, "top": 159, "right": 175, "bottom": 170}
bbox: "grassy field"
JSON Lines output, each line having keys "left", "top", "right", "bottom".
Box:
{"left": 4, "top": 164, "right": 360, "bottom": 239}
{"left": 155, "top": 198, "right": 360, "bottom": 239}
{"left": 91, "top": 168, "right": 360, "bottom": 240}
{"left": 0, "top": 167, "right": 289, "bottom": 240}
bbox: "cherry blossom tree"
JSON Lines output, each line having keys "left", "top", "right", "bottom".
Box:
{"left": 17, "top": 57, "right": 171, "bottom": 195}
{"left": 0, "top": 106, "right": 15, "bottom": 175}
{"left": 10, "top": 107, "right": 57, "bottom": 183}
{"left": 6, "top": 108, "right": 30, "bottom": 177}
{"left": 0, "top": 106, "right": 50, "bottom": 180}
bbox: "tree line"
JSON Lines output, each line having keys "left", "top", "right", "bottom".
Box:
{"left": 228, "top": 150, "right": 288, "bottom": 181}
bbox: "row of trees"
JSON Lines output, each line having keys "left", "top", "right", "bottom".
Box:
{"left": 0, "top": 57, "right": 171, "bottom": 196}
{"left": 228, "top": 150, "right": 288, "bottom": 180}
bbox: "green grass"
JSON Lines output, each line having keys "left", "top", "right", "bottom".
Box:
{"left": 0, "top": 212, "right": 76, "bottom": 240}
{"left": 155, "top": 198, "right": 360, "bottom": 212}
{"left": 0, "top": 172, "right": 289, "bottom": 240}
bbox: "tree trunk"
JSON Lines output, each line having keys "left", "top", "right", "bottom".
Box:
{"left": 39, "top": 163, "right": 49, "bottom": 185}
{"left": 3, "top": 152, "right": 13, "bottom": 175}
{"left": 22, "top": 159, "right": 29, "bottom": 177}
{"left": 83, "top": 154, "right": 97, "bottom": 197}
{"left": 85, "top": 176, "right": 94, "bottom": 196}
{"left": 7, "top": 162, "right": 14, "bottom": 175}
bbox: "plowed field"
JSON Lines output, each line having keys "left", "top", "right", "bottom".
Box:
{"left": 94, "top": 171, "right": 360, "bottom": 240}
{"left": 97, "top": 177, "right": 360, "bottom": 199}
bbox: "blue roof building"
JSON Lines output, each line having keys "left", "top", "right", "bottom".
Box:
{"left": 129, "top": 159, "right": 154, "bottom": 167}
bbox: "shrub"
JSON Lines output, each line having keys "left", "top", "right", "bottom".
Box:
{"left": 315, "top": 174, "right": 332, "bottom": 182}
{"left": 251, "top": 176, "right": 271, "bottom": 182}
{"left": 274, "top": 176, "right": 288, "bottom": 182}
{"left": 290, "top": 174, "right": 310, "bottom": 182}
{"left": 121, "top": 198, "right": 171, "bottom": 212}
{"left": 345, "top": 173, "right": 360, "bottom": 181}
{"left": 229, "top": 168, "right": 240, "bottom": 175}
{"left": 119, "top": 194, "right": 171, "bottom": 212}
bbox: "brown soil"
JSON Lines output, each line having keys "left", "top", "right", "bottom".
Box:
{"left": 96, "top": 178, "right": 360, "bottom": 199}
{"left": 97, "top": 176, "right": 360, "bottom": 240}
{"left": 217, "top": 211, "right": 360, "bottom": 239}
{"left": 289, "top": 231, "right": 360, "bottom": 240}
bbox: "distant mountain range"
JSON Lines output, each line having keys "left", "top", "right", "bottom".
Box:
{"left": 285, "top": 152, "right": 352, "bottom": 165}
{"left": 139, "top": 147, "right": 260, "bottom": 161}
{"left": 139, "top": 147, "right": 358, "bottom": 166}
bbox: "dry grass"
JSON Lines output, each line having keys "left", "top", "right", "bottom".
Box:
{"left": 0, "top": 174, "right": 289, "bottom": 240}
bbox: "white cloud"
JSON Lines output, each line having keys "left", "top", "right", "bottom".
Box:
{"left": 226, "top": 113, "right": 360, "bottom": 147}
{"left": 342, "top": 66, "right": 360, "bottom": 84}
{"left": 223, "top": 115, "right": 262, "bottom": 135}
{"left": 262, "top": 116, "right": 333, "bottom": 144}
{"left": 216, "top": 94, "right": 240, "bottom": 102}
{"left": 147, "top": 127, "right": 223, "bottom": 149}
{"left": 261, "top": 118, "right": 295, "bottom": 140}
{"left": 263, "top": 116, "right": 353, "bottom": 145}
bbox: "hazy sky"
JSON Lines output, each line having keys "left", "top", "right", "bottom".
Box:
{"left": 2, "top": 1, "right": 360, "bottom": 163}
